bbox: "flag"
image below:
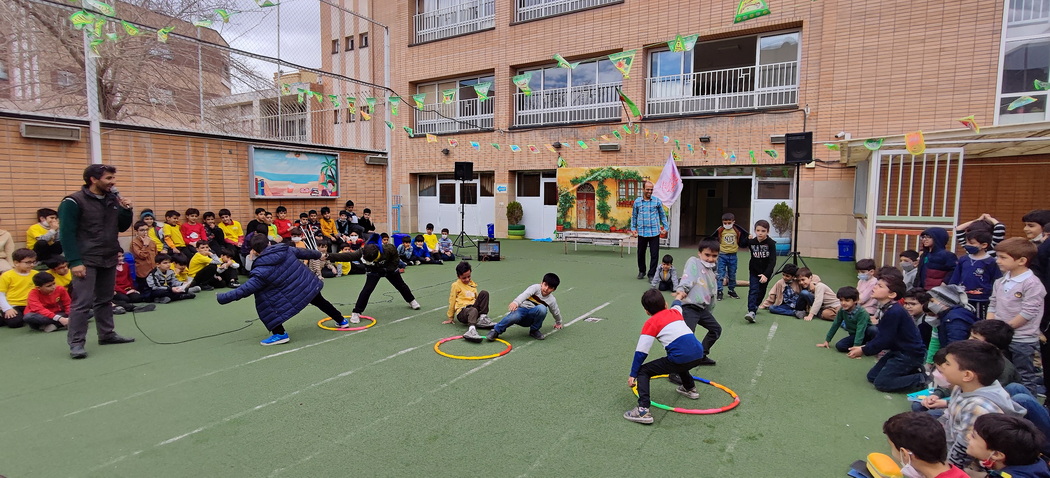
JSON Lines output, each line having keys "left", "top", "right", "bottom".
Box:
{"left": 749, "top": 150, "right": 756, "bottom": 164}
{"left": 157, "top": 26, "right": 174, "bottom": 42}
{"left": 701, "top": 147, "right": 707, "bottom": 156}
{"left": 958, "top": 115, "right": 980, "bottom": 134}
{"left": 687, "top": 144, "right": 694, "bottom": 152}
{"left": 388, "top": 96, "right": 400, "bottom": 116}
{"left": 384, "top": 121, "right": 394, "bottom": 130}
{"left": 448, "top": 138, "right": 459, "bottom": 147}
{"left": 672, "top": 150, "right": 681, "bottom": 162}
{"left": 328, "top": 95, "right": 341, "bottom": 108}
{"left": 365, "top": 97, "right": 377, "bottom": 112}
{"left": 474, "top": 82, "right": 491, "bottom": 102}
{"left": 1007, "top": 96, "right": 1036, "bottom": 111}
{"left": 510, "top": 145, "right": 522, "bottom": 152}
{"left": 675, "top": 139, "right": 681, "bottom": 150}
{"left": 608, "top": 50, "right": 636, "bottom": 78}
{"left": 764, "top": 149, "right": 778, "bottom": 159}
{"left": 622, "top": 125, "right": 632, "bottom": 135}
{"left": 215, "top": 9, "right": 231, "bottom": 22}
{"left": 634, "top": 124, "right": 640, "bottom": 134}
{"left": 652, "top": 151, "right": 684, "bottom": 207}
{"left": 528, "top": 145, "right": 538, "bottom": 153}
{"left": 546, "top": 144, "right": 556, "bottom": 153}
{"left": 512, "top": 72, "right": 533, "bottom": 96}
{"left": 470, "top": 141, "right": 480, "bottom": 150}
{"left": 667, "top": 33, "right": 699, "bottom": 52}
{"left": 863, "top": 139, "right": 883, "bottom": 151}
{"left": 426, "top": 134, "right": 438, "bottom": 143}
{"left": 612, "top": 131, "right": 622, "bottom": 140}
{"left": 88, "top": 0, "right": 114, "bottom": 16}
{"left": 824, "top": 143, "right": 841, "bottom": 151}
{"left": 577, "top": 140, "right": 588, "bottom": 149}
{"left": 553, "top": 54, "right": 579, "bottom": 70}
{"left": 616, "top": 88, "right": 641, "bottom": 118}
{"left": 729, "top": 151, "right": 737, "bottom": 163}
{"left": 441, "top": 89, "right": 456, "bottom": 104}
{"left": 600, "top": 135, "right": 610, "bottom": 141}
{"left": 663, "top": 136, "right": 670, "bottom": 144}
{"left": 412, "top": 93, "right": 427, "bottom": 110}
{"left": 1036, "top": 79, "right": 1050, "bottom": 91}
{"left": 557, "top": 156, "right": 567, "bottom": 168}
{"left": 121, "top": 20, "right": 140, "bottom": 36}
{"left": 70, "top": 11, "right": 96, "bottom": 29}
{"left": 403, "top": 126, "right": 414, "bottom": 137}
{"left": 347, "top": 97, "right": 356, "bottom": 114}
{"left": 734, "top": 0, "right": 770, "bottom": 23}
{"left": 905, "top": 131, "right": 925, "bottom": 155}
{"left": 491, "top": 143, "right": 501, "bottom": 151}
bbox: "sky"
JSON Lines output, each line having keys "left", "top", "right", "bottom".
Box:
{"left": 211, "top": 0, "right": 322, "bottom": 91}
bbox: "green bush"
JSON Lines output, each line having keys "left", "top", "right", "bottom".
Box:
{"left": 506, "top": 201, "right": 523, "bottom": 225}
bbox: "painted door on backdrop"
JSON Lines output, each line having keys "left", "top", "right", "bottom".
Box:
{"left": 576, "top": 183, "right": 595, "bottom": 229}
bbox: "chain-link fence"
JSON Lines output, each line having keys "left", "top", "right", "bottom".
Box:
{"left": 0, "top": 0, "right": 387, "bottom": 151}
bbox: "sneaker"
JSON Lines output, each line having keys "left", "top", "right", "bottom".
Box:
{"left": 98, "top": 334, "right": 135, "bottom": 345}
{"left": 229, "top": 281, "right": 240, "bottom": 288}
{"left": 133, "top": 304, "right": 157, "bottom": 313}
{"left": 336, "top": 318, "right": 351, "bottom": 328}
{"left": 463, "top": 326, "right": 483, "bottom": 343}
{"left": 668, "top": 373, "right": 684, "bottom": 385}
{"left": 260, "top": 333, "right": 290, "bottom": 346}
{"left": 623, "top": 407, "right": 654, "bottom": 424}
{"left": 154, "top": 296, "right": 172, "bottom": 304}
{"left": 112, "top": 306, "right": 126, "bottom": 315}
{"left": 698, "top": 356, "right": 717, "bottom": 366}
{"left": 744, "top": 311, "right": 756, "bottom": 323}
{"left": 200, "top": 285, "right": 215, "bottom": 291}
{"left": 42, "top": 324, "right": 58, "bottom": 333}
{"left": 475, "top": 315, "right": 496, "bottom": 329}
{"left": 727, "top": 290, "right": 739, "bottom": 299}
{"left": 184, "top": 293, "right": 196, "bottom": 300}
{"left": 409, "top": 300, "right": 421, "bottom": 310}
{"left": 486, "top": 329, "right": 500, "bottom": 342}
{"left": 188, "top": 286, "right": 202, "bottom": 294}
{"left": 676, "top": 385, "right": 700, "bottom": 400}
{"left": 636, "top": 272, "right": 645, "bottom": 280}
{"left": 70, "top": 345, "right": 87, "bottom": 359}
{"left": 794, "top": 310, "right": 806, "bottom": 320}
{"left": 529, "top": 329, "right": 546, "bottom": 340}
{"left": 716, "top": 291, "right": 724, "bottom": 301}
{"left": 350, "top": 313, "right": 361, "bottom": 324}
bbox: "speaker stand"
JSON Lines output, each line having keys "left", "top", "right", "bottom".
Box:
{"left": 775, "top": 163, "right": 809, "bottom": 274}
{"left": 452, "top": 181, "right": 477, "bottom": 260}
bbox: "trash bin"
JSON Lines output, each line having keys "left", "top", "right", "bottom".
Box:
{"left": 838, "top": 239, "right": 856, "bottom": 262}
{"left": 487, "top": 223, "right": 495, "bottom": 239}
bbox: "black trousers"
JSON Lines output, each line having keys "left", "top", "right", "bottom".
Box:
{"left": 353, "top": 271, "right": 415, "bottom": 314}
{"left": 637, "top": 235, "right": 661, "bottom": 278}
{"left": 272, "top": 292, "right": 343, "bottom": 334}
{"left": 1, "top": 305, "right": 25, "bottom": 328}
{"left": 193, "top": 264, "right": 237, "bottom": 288}
{"left": 681, "top": 304, "right": 720, "bottom": 358}
{"left": 636, "top": 356, "right": 706, "bottom": 408}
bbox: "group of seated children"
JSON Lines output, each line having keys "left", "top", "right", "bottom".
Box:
{"left": 398, "top": 224, "right": 456, "bottom": 266}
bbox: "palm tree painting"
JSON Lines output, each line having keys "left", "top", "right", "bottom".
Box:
{"left": 319, "top": 157, "right": 338, "bottom": 194}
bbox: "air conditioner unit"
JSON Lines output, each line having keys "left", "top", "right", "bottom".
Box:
{"left": 20, "top": 122, "right": 81, "bottom": 141}
{"left": 769, "top": 135, "right": 786, "bottom": 144}
{"left": 598, "top": 143, "right": 620, "bottom": 152}
{"left": 364, "top": 155, "right": 388, "bottom": 165}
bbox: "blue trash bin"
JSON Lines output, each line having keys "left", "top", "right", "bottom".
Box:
{"left": 838, "top": 239, "right": 856, "bottom": 262}
{"left": 487, "top": 223, "right": 495, "bottom": 240}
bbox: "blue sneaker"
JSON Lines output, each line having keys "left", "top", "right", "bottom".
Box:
{"left": 336, "top": 319, "right": 351, "bottom": 328}
{"left": 260, "top": 333, "right": 290, "bottom": 346}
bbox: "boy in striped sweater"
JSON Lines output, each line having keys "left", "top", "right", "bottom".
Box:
{"left": 624, "top": 289, "right": 706, "bottom": 424}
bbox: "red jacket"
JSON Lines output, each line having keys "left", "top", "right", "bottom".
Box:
{"left": 115, "top": 264, "right": 136, "bottom": 293}
{"left": 275, "top": 219, "right": 293, "bottom": 239}
{"left": 25, "top": 286, "right": 71, "bottom": 319}
{"left": 180, "top": 222, "right": 208, "bottom": 247}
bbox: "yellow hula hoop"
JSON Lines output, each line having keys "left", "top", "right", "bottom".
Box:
{"left": 434, "top": 335, "right": 512, "bottom": 360}
{"left": 317, "top": 315, "right": 377, "bottom": 331}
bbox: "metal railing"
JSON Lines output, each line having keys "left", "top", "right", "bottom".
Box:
{"left": 645, "top": 61, "right": 798, "bottom": 116}
{"left": 415, "top": 97, "right": 494, "bottom": 134}
{"left": 413, "top": 0, "right": 495, "bottom": 44}
{"left": 1009, "top": 0, "right": 1050, "bottom": 25}
{"left": 515, "top": 0, "right": 619, "bottom": 22}
{"left": 514, "top": 81, "right": 621, "bottom": 126}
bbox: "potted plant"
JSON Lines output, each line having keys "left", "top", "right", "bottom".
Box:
{"left": 507, "top": 201, "right": 525, "bottom": 239}
{"left": 769, "top": 201, "right": 794, "bottom": 255}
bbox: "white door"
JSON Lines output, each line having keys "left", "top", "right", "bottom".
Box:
{"left": 516, "top": 171, "right": 558, "bottom": 239}
{"left": 538, "top": 176, "right": 558, "bottom": 238}
{"left": 428, "top": 178, "right": 492, "bottom": 236}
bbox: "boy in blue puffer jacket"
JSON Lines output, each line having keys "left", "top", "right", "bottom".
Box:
{"left": 917, "top": 227, "right": 957, "bottom": 291}
{"left": 217, "top": 235, "right": 349, "bottom": 346}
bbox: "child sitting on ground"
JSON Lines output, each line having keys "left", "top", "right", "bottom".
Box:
{"left": 899, "top": 250, "right": 919, "bottom": 289}
{"left": 948, "top": 230, "right": 1000, "bottom": 320}
{"left": 333, "top": 244, "right": 365, "bottom": 276}
{"left": 0, "top": 248, "right": 36, "bottom": 328}
{"left": 146, "top": 254, "right": 197, "bottom": 304}
{"left": 412, "top": 235, "right": 441, "bottom": 265}
{"left": 22, "top": 271, "right": 70, "bottom": 332}
{"left": 650, "top": 254, "right": 679, "bottom": 291}
{"left": 936, "top": 340, "right": 1027, "bottom": 470}
{"left": 855, "top": 258, "right": 878, "bottom": 315}
{"left": 309, "top": 239, "right": 340, "bottom": 279}
{"left": 398, "top": 235, "right": 416, "bottom": 265}
{"left": 760, "top": 263, "right": 804, "bottom": 317}
{"left": 817, "top": 286, "right": 874, "bottom": 352}
{"left": 882, "top": 412, "right": 969, "bottom": 478}
{"left": 443, "top": 261, "right": 495, "bottom": 341}
{"left": 742, "top": 220, "right": 776, "bottom": 324}
{"left": 217, "top": 236, "right": 350, "bottom": 346}
{"left": 968, "top": 413, "right": 1050, "bottom": 477}
{"left": 187, "top": 242, "right": 238, "bottom": 290}
{"left": 623, "top": 288, "right": 706, "bottom": 425}
{"left": 672, "top": 240, "right": 721, "bottom": 367}
{"left": 436, "top": 228, "right": 455, "bottom": 262}
{"left": 423, "top": 223, "right": 439, "bottom": 254}
{"left": 796, "top": 268, "right": 840, "bottom": 321}
{"left": 44, "top": 255, "right": 72, "bottom": 291}
{"left": 989, "top": 237, "right": 1047, "bottom": 395}
{"left": 487, "top": 273, "right": 563, "bottom": 341}
{"left": 847, "top": 275, "right": 928, "bottom": 392}
{"left": 927, "top": 284, "right": 978, "bottom": 349}
{"left": 918, "top": 228, "right": 957, "bottom": 290}
{"left": 327, "top": 243, "right": 421, "bottom": 324}
{"left": 114, "top": 251, "right": 159, "bottom": 312}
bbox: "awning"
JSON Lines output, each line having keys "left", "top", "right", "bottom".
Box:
{"left": 830, "top": 121, "right": 1050, "bottom": 165}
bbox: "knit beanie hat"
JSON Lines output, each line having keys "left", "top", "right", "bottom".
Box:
{"left": 140, "top": 210, "right": 155, "bottom": 220}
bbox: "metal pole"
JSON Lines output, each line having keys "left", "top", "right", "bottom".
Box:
{"left": 197, "top": 27, "right": 205, "bottom": 128}
{"left": 384, "top": 25, "right": 392, "bottom": 232}
{"left": 82, "top": 1, "right": 101, "bottom": 164}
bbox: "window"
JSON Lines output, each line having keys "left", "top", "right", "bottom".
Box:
{"left": 756, "top": 180, "right": 791, "bottom": 200}
{"left": 543, "top": 181, "right": 558, "bottom": 206}
{"left": 460, "top": 183, "right": 478, "bottom": 204}
{"left": 0, "top": 60, "right": 7, "bottom": 81}
{"left": 617, "top": 179, "right": 640, "bottom": 205}
{"left": 853, "top": 160, "right": 869, "bottom": 216}
{"left": 439, "top": 183, "right": 456, "bottom": 203}
{"left": 346, "top": 108, "right": 356, "bottom": 122}
{"left": 998, "top": 2, "right": 1050, "bottom": 125}
{"left": 515, "top": 58, "right": 622, "bottom": 126}
{"left": 415, "top": 74, "right": 495, "bottom": 134}
{"left": 334, "top": 109, "right": 341, "bottom": 124}
{"left": 344, "top": 36, "right": 354, "bottom": 51}
{"left": 56, "top": 70, "right": 77, "bottom": 88}
{"left": 515, "top": 0, "right": 622, "bottom": 23}
{"left": 413, "top": 0, "right": 496, "bottom": 44}
{"left": 480, "top": 173, "right": 494, "bottom": 197}
{"left": 419, "top": 175, "right": 437, "bottom": 196}
{"left": 646, "top": 31, "right": 800, "bottom": 116}
{"left": 148, "top": 45, "right": 174, "bottom": 60}
{"left": 517, "top": 172, "right": 541, "bottom": 197}
{"left": 331, "top": 39, "right": 339, "bottom": 54}
{"left": 360, "top": 32, "right": 369, "bottom": 48}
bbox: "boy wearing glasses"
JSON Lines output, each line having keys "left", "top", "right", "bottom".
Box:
{"left": 0, "top": 248, "right": 37, "bottom": 328}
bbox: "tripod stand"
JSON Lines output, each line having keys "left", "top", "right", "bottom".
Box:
{"left": 452, "top": 180, "right": 478, "bottom": 260}
{"left": 775, "top": 162, "right": 809, "bottom": 274}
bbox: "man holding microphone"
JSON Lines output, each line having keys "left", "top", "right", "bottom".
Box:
{"left": 59, "top": 164, "right": 136, "bottom": 359}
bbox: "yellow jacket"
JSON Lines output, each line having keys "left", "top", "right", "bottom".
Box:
{"left": 447, "top": 279, "right": 479, "bottom": 320}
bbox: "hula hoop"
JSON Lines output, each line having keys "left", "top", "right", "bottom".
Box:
{"left": 631, "top": 374, "right": 740, "bottom": 415}
{"left": 434, "top": 335, "right": 512, "bottom": 360}
{"left": 317, "top": 315, "right": 376, "bottom": 332}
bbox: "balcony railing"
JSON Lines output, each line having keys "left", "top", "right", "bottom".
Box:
{"left": 514, "top": 81, "right": 622, "bottom": 127}
{"left": 1009, "top": 0, "right": 1050, "bottom": 25}
{"left": 515, "top": 0, "right": 620, "bottom": 22}
{"left": 645, "top": 61, "right": 798, "bottom": 117}
{"left": 414, "top": 0, "right": 495, "bottom": 44}
{"left": 415, "top": 98, "right": 494, "bottom": 134}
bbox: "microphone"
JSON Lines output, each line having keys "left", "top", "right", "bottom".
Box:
{"left": 111, "top": 186, "right": 129, "bottom": 208}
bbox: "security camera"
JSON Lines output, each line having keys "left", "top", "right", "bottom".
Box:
{"left": 834, "top": 131, "right": 850, "bottom": 139}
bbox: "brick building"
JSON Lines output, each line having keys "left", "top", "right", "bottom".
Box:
{"left": 319, "top": 0, "right": 1050, "bottom": 259}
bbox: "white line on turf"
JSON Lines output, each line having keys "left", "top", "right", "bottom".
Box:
{"left": 269, "top": 301, "right": 612, "bottom": 476}
{"left": 720, "top": 321, "right": 778, "bottom": 461}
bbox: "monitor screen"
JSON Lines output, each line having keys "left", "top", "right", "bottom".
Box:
{"left": 479, "top": 242, "right": 499, "bottom": 256}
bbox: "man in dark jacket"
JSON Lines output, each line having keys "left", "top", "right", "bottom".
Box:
{"left": 917, "top": 227, "right": 957, "bottom": 291}
{"left": 217, "top": 236, "right": 348, "bottom": 346}
{"left": 58, "top": 164, "right": 135, "bottom": 359}
{"left": 328, "top": 243, "right": 420, "bottom": 324}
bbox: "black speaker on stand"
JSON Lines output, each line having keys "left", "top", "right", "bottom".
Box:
{"left": 454, "top": 161, "right": 473, "bottom": 181}
{"left": 452, "top": 162, "right": 477, "bottom": 259}
{"left": 776, "top": 132, "right": 812, "bottom": 273}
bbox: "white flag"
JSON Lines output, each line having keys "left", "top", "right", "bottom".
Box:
{"left": 652, "top": 151, "right": 683, "bottom": 207}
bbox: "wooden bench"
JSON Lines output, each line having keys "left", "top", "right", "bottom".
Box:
{"left": 557, "top": 231, "right": 632, "bottom": 257}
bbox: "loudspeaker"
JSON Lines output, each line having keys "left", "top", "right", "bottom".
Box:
{"left": 784, "top": 132, "right": 813, "bottom": 165}
{"left": 454, "top": 161, "right": 473, "bottom": 181}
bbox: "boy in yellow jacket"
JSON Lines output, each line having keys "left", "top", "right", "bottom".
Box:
{"left": 443, "top": 261, "right": 495, "bottom": 341}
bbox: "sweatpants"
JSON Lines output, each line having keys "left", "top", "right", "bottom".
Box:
{"left": 353, "top": 271, "right": 416, "bottom": 314}
{"left": 681, "top": 303, "right": 720, "bottom": 358}
{"left": 271, "top": 292, "right": 343, "bottom": 334}
{"left": 456, "top": 291, "right": 489, "bottom": 326}
{"left": 24, "top": 312, "right": 63, "bottom": 330}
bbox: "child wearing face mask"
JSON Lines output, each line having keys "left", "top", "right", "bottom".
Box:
{"left": 344, "top": 232, "right": 364, "bottom": 251}
{"left": 947, "top": 230, "right": 1000, "bottom": 321}
{"left": 856, "top": 258, "right": 879, "bottom": 315}
{"left": 882, "top": 411, "right": 969, "bottom": 478}
{"left": 926, "top": 284, "right": 979, "bottom": 349}
{"left": 899, "top": 250, "right": 919, "bottom": 289}
{"left": 670, "top": 239, "right": 721, "bottom": 369}
{"left": 436, "top": 228, "right": 455, "bottom": 262}
{"left": 968, "top": 414, "right": 1050, "bottom": 478}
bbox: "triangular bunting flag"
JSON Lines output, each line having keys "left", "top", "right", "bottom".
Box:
{"left": 474, "top": 82, "right": 491, "bottom": 102}
{"left": 557, "top": 156, "right": 567, "bottom": 168}
{"left": 824, "top": 143, "right": 841, "bottom": 151}
{"left": 384, "top": 121, "right": 394, "bottom": 130}
{"left": 426, "top": 134, "right": 438, "bottom": 143}
{"left": 764, "top": 149, "right": 778, "bottom": 159}
{"left": 510, "top": 145, "right": 522, "bottom": 152}
{"left": 441, "top": 89, "right": 456, "bottom": 104}
{"left": 577, "top": 140, "right": 588, "bottom": 149}
{"left": 470, "top": 141, "right": 480, "bottom": 150}
{"left": 958, "top": 115, "right": 980, "bottom": 134}
{"left": 412, "top": 93, "right": 427, "bottom": 110}
{"left": 734, "top": 0, "right": 771, "bottom": 23}
{"left": 553, "top": 53, "right": 580, "bottom": 70}
{"left": 528, "top": 145, "right": 539, "bottom": 153}
{"left": 403, "top": 126, "right": 415, "bottom": 137}
{"left": 491, "top": 143, "right": 501, "bottom": 151}
{"left": 905, "top": 131, "right": 925, "bottom": 155}
{"left": 864, "top": 138, "right": 884, "bottom": 151}
{"left": 388, "top": 96, "right": 400, "bottom": 116}
{"left": 608, "top": 50, "right": 636, "bottom": 78}
{"left": 448, "top": 139, "right": 459, "bottom": 147}
{"left": 512, "top": 72, "right": 533, "bottom": 96}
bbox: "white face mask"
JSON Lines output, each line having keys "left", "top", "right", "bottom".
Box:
{"left": 349, "top": 236, "right": 358, "bottom": 242}
{"left": 899, "top": 450, "right": 924, "bottom": 478}
{"left": 701, "top": 259, "right": 716, "bottom": 269}
{"left": 900, "top": 261, "right": 916, "bottom": 272}
{"left": 442, "top": 234, "right": 448, "bottom": 239}
{"left": 291, "top": 236, "right": 302, "bottom": 242}
{"left": 858, "top": 273, "right": 871, "bottom": 281}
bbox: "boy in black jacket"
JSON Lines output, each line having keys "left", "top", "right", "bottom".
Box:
{"left": 848, "top": 274, "right": 928, "bottom": 393}
{"left": 743, "top": 220, "right": 776, "bottom": 323}
{"left": 327, "top": 243, "right": 420, "bottom": 323}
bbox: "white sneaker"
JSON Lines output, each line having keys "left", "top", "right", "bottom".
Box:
{"left": 476, "top": 315, "right": 496, "bottom": 329}
{"left": 350, "top": 312, "right": 361, "bottom": 324}
{"left": 188, "top": 286, "right": 202, "bottom": 294}
{"left": 409, "top": 300, "right": 420, "bottom": 310}
{"left": 463, "top": 325, "right": 483, "bottom": 342}
{"left": 42, "top": 324, "right": 58, "bottom": 333}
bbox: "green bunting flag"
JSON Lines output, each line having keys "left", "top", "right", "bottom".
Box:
{"left": 864, "top": 138, "right": 884, "bottom": 151}
{"left": 577, "top": 140, "right": 588, "bottom": 149}
{"left": 121, "top": 20, "right": 139, "bottom": 36}
{"left": 441, "top": 89, "right": 456, "bottom": 104}
{"left": 1036, "top": 79, "right": 1050, "bottom": 91}
{"left": 667, "top": 34, "right": 699, "bottom": 52}
{"left": 512, "top": 72, "right": 533, "bottom": 96}
{"left": 622, "top": 125, "right": 632, "bottom": 134}
{"left": 403, "top": 126, "right": 414, "bottom": 137}
{"left": 412, "top": 93, "right": 427, "bottom": 110}
{"left": 311, "top": 91, "right": 324, "bottom": 104}
{"left": 824, "top": 143, "right": 841, "bottom": 151}
{"left": 257, "top": 0, "right": 278, "bottom": 7}
{"left": 473, "top": 82, "right": 491, "bottom": 102}
{"left": 157, "top": 26, "right": 174, "bottom": 43}
{"left": 608, "top": 50, "right": 636, "bottom": 78}
{"left": 193, "top": 18, "right": 213, "bottom": 28}
{"left": 491, "top": 143, "right": 501, "bottom": 151}
{"left": 612, "top": 131, "right": 622, "bottom": 140}
{"left": 88, "top": 38, "right": 104, "bottom": 56}
{"left": 749, "top": 150, "right": 756, "bottom": 163}
{"left": 347, "top": 97, "right": 356, "bottom": 114}
{"left": 88, "top": 0, "right": 114, "bottom": 16}
{"left": 215, "top": 9, "right": 231, "bottom": 23}
{"left": 365, "top": 97, "right": 376, "bottom": 113}
{"left": 385, "top": 121, "right": 394, "bottom": 130}
{"left": 557, "top": 156, "right": 567, "bottom": 168}
{"left": 388, "top": 96, "right": 400, "bottom": 116}
{"left": 764, "top": 149, "right": 778, "bottom": 159}
{"left": 105, "top": 32, "right": 119, "bottom": 42}
{"left": 553, "top": 54, "right": 579, "bottom": 70}
{"left": 734, "top": 0, "right": 770, "bottom": 23}
{"left": 92, "top": 19, "right": 105, "bottom": 37}
{"left": 296, "top": 88, "right": 306, "bottom": 104}
{"left": 634, "top": 124, "right": 640, "bottom": 134}
{"left": 70, "top": 11, "right": 96, "bottom": 29}
{"left": 328, "top": 95, "right": 341, "bottom": 108}
{"left": 675, "top": 139, "right": 681, "bottom": 150}
{"left": 616, "top": 88, "right": 641, "bottom": 118}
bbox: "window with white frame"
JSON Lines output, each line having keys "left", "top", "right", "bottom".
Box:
{"left": 515, "top": 58, "right": 622, "bottom": 127}
{"left": 646, "top": 31, "right": 800, "bottom": 117}
{"left": 0, "top": 60, "right": 8, "bottom": 81}
{"left": 56, "top": 70, "right": 77, "bottom": 88}
{"left": 617, "top": 179, "right": 640, "bottom": 206}
{"left": 515, "top": 0, "right": 622, "bottom": 23}
{"left": 414, "top": 0, "right": 495, "bottom": 44}
{"left": 415, "top": 74, "right": 495, "bottom": 134}
{"left": 998, "top": 0, "right": 1050, "bottom": 124}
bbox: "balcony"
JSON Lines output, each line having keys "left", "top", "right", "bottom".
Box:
{"left": 515, "top": 0, "right": 621, "bottom": 22}
{"left": 514, "top": 81, "right": 621, "bottom": 127}
{"left": 415, "top": 98, "right": 494, "bottom": 134}
{"left": 645, "top": 61, "right": 798, "bottom": 117}
{"left": 413, "top": 0, "right": 495, "bottom": 44}
{"left": 1009, "top": 0, "right": 1050, "bottom": 26}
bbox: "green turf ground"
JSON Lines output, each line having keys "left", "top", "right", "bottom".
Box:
{"left": 0, "top": 241, "right": 910, "bottom": 477}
